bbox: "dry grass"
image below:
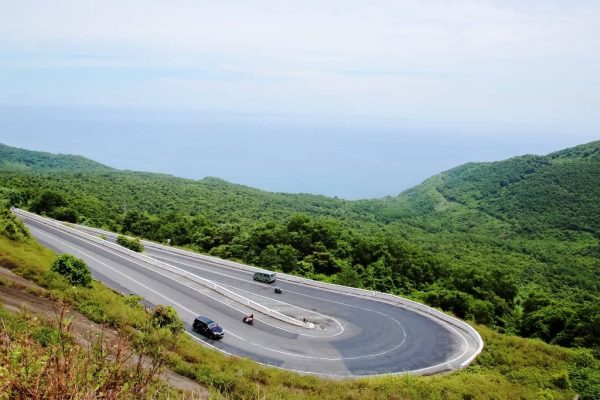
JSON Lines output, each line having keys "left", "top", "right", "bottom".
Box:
{"left": 0, "top": 305, "right": 183, "bottom": 399}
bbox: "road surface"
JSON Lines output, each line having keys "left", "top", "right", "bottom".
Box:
{"left": 19, "top": 212, "right": 479, "bottom": 377}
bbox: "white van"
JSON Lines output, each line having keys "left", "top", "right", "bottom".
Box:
{"left": 253, "top": 270, "right": 276, "bottom": 283}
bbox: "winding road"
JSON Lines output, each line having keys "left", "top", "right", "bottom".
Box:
{"left": 17, "top": 210, "right": 481, "bottom": 377}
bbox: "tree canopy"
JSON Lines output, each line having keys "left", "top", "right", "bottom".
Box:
{"left": 1, "top": 141, "right": 599, "bottom": 348}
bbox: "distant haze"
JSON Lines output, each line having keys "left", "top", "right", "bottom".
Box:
{"left": 1, "top": 1, "right": 599, "bottom": 197}
{"left": 1, "top": 106, "right": 596, "bottom": 199}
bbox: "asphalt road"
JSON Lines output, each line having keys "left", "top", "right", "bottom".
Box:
{"left": 20, "top": 214, "right": 472, "bottom": 377}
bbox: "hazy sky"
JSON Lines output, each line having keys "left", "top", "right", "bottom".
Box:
{"left": 1, "top": 1, "right": 599, "bottom": 198}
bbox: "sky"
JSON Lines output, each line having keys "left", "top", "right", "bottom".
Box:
{"left": 0, "top": 1, "right": 599, "bottom": 199}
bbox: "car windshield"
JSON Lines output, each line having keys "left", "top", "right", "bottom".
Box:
{"left": 208, "top": 322, "right": 218, "bottom": 328}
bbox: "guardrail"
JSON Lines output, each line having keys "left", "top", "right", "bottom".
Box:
{"left": 13, "top": 208, "right": 314, "bottom": 329}
{"left": 20, "top": 209, "right": 484, "bottom": 375}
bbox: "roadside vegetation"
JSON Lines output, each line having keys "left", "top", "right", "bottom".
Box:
{"left": 0, "top": 305, "right": 182, "bottom": 399}
{"left": 1, "top": 188, "right": 600, "bottom": 398}
{"left": 50, "top": 254, "right": 92, "bottom": 287}
{"left": 117, "top": 234, "right": 145, "bottom": 252}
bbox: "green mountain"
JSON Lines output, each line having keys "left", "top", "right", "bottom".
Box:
{"left": 366, "top": 141, "right": 600, "bottom": 292}
{"left": 0, "top": 143, "right": 112, "bottom": 172}
{"left": 372, "top": 140, "right": 600, "bottom": 235}
{"left": 1, "top": 141, "right": 599, "bottom": 348}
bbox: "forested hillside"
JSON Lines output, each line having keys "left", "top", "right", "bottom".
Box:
{"left": 0, "top": 143, "right": 112, "bottom": 172}
{"left": 358, "top": 141, "right": 600, "bottom": 346}
{"left": 1, "top": 141, "right": 599, "bottom": 350}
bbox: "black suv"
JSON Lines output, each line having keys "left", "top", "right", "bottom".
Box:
{"left": 193, "top": 316, "right": 224, "bottom": 340}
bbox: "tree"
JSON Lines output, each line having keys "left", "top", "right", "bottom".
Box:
{"left": 366, "top": 258, "right": 395, "bottom": 293}
{"left": 304, "top": 251, "right": 341, "bottom": 275}
{"left": 0, "top": 188, "right": 25, "bottom": 207}
{"left": 50, "top": 206, "right": 80, "bottom": 223}
{"left": 258, "top": 244, "right": 299, "bottom": 272}
{"left": 51, "top": 254, "right": 92, "bottom": 287}
{"left": 277, "top": 244, "right": 299, "bottom": 273}
{"left": 335, "top": 264, "right": 362, "bottom": 288}
{"left": 30, "top": 190, "right": 67, "bottom": 214}
{"left": 0, "top": 203, "right": 31, "bottom": 242}
{"left": 122, "top": 210, "right": 157, "bottom": 238}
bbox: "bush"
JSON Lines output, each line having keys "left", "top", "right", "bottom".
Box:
{"left": 123, "top": 294, "right": 143, "bottom": 308}
{"left": 49, "top": 206, "right": 79, "bottom": 223}
{"left": 116, "top": 235, "right": 144, "bottom": 252}
{"left": 77, "top": 299, "right": 106, "bottom": 323}
{"left": 0, "top": 203, "right": 30, "bottom": 242}
{"left": 151, "top": 305, "right": 184, "bottom": 334}
{"left": 551, "top": 370, "right": 570, "bottom": 389}
{"left": 31, "top": 326, "right": 60, "bottom": 347}
{"left": 50, "top": 254, "right": 92, "bottom": 287}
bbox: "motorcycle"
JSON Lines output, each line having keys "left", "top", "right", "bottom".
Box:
{"left": 274, "top": 287, "right": 282, "bottom": 294}
{"left": 243, "top": 314, "right": 254, "bottom": 325}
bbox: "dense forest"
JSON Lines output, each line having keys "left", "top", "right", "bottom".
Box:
{"left": 1, "top": 141, "right": 599, "bottom": 351}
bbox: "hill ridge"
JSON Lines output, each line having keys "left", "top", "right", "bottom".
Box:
{"left": 0, "top": 143, "right": 112, "bottom": 172}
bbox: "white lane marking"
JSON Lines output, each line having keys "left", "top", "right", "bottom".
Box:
{"left": 67, "top": 222, "right": 477, "bottom": 369}
{"left": 151, "top": 254, "right": 346, "bottom": 338}
{"left": 121, "top": 237, "right": 470, "bottom": 366}
{"left": 149, "top": 245, "right": 472, "bottom": 367}
{"left": 27, "top": 219, "right": 464, "bottom": 368}
{"left": 146, "top": 244, "right": 410, "bottom": 360}
{"left": 280, "top": 286, "right": 472, "bottom": 369}
{"left": 29, "top": 222, "right": 408, "bottom": 361}
{"left": 185, "top": 333, "right": 357, "bottom": 377}
{"left": 33, "top": 229, "right": 197, "bottom": 315}
{"left": 30, "top": 219, "right": 317, "bottom": 334}
{"left": 31, "top": 225, "right": 324, "bottom": 346}
{"left": 30, "top": 221, "right": 317, "bottom": 334}
{"left": 32, "top": 226, "right": 248, "bottom": 342}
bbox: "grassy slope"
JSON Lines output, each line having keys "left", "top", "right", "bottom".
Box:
{"left": 0, "top": 209, "right": 595, "bottom": 399}
{"left": 0, "top": 304, "right": 183, "bottom": 399}
{"left": 0, "top": 225, "right": 188, "bottom": 398}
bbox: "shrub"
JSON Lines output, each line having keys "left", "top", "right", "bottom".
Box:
{"left": 77, "top": 299, "right": 106, "bottom": 323}
{"left": 0, "top": 203, "right": 30, "bottom": 242}
{"left": 551, "top": 370, "right": 570, "bottom": 389}
{"left": 123, "top": 294, "right": 143, "bottom": 308}
{"left": 50, "top": 254, "right": 92, "bottom": 287}
{"left": 49, "top": 206, "right": 80, "bottom": 223}
{"left": 150, "top": 305, "right": 184, "bottom": 334}
{"left": 0, "top": 306, "right": 179, "bottom": 399}
{"left": 31, "top": 326, "right": 60, "bottom": 347}
{"left": 116, "top": 235, "right": 144, "bottom": 252}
